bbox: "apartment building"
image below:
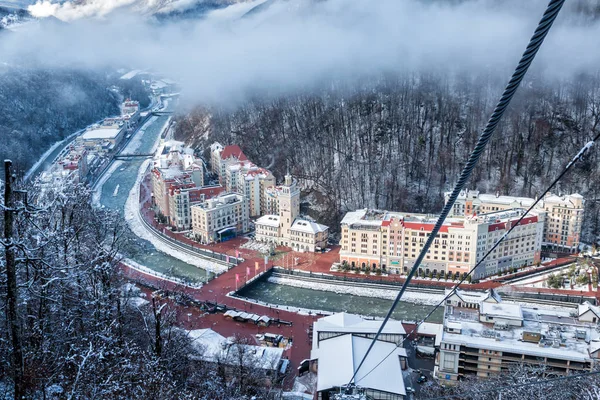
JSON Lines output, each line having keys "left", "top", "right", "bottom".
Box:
{"left": 263, "top": 185, "right": 283, "bottom": 216}
{"left": 211, "top": 142, "right": 276, "bottom": 217}
{"left": 168, "top": 185, "right": 226, "bottom": 230}
{"left": 435, "top": 289, "right": 600, "bottom": 384}
{"left": 255, "top": 174, "right": 329, "bottom": 252}
{"left": 210, "top": 143, "right": 248, "bottom": 184}
{"left": 339, "top": 208, "right": 544, "bottom": 279}
{"left": 225, "top": 162, "right": 275, "bottom": 217}
{"left": 446, "top": 190, "right": 584, "bottom": 253}
{"left": 151, "top": 140, "right": 205, "bottom": 228}
{"left": 191, "top": 193, "right": 248, "bottom": 243}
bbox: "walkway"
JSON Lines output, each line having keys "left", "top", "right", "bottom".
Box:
{"left": 120, "top": 256, "right": 319, "bottom": 389}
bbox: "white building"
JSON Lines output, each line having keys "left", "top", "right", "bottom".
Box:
{"left": 311, "top": 313, "right": 407, "bottom": 400}
{"left": 191, "top": 193, "right": 248, "bottom": 243}
{"left": 255, "top": 174, "right": 329, "bottom": 252}
{"left": 446, "top": 190, "right": 585, "bottom": 253}
{"left": 77, "top": 123, "right": 125, "bottom": 153}
{"left": 188, "top": 328, "right": 285, "bottom": 374}
{"left": 151, "top": 140, "right": 205, "bottom": 229}
{"left": 435, "top": 289, "right": 600, "bottom": 384}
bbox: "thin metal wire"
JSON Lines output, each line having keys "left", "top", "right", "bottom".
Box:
{"left": 348, "top": 0, "right": 566, "bottom": 385}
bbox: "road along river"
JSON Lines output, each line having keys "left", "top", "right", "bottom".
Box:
{"left": 94, "top": 113, "right": 216, "bottom": 284}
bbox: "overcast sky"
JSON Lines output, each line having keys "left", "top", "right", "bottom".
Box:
{"left": 2, "top": 0, "right": 599, "bottom": 105}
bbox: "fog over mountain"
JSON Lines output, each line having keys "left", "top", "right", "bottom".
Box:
{"left": 1, "top": 0, "right": 599, "bottom": 105}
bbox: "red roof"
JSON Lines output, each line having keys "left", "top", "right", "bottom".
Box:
{"left": 487, "top": 216, "right": 538, "bottom": 232}
{"left": 220, "top": 145, "right": 248, "bottom": 161}
{"left": 403, "top": 222, "right": 450, "bottom": 233}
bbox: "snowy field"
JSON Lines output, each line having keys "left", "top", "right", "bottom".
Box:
{"left": 510, "top": 264, "right": 589, "bottom": 291}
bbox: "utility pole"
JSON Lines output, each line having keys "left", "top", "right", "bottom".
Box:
{"left": 4, "top": 160, "right": 24, "bottom": 399}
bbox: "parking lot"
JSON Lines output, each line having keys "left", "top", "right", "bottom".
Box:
{"left": 403, "top": 339, "right": 436, "bottom": 397}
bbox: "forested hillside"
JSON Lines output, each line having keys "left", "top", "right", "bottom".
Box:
{"left": 0, "top": 185, "right": 282, "bottom": 399}
{"left": 175, "top": 72, "right": 600, "bottom": 243}
{"left": 0, "top": 68, "right": 120, "bottom": 174}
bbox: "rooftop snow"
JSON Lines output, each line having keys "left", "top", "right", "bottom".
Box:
{"left": 480, "top": 301, "right": 523, "bottom": 321}
{"left": 291, "top": 219, "right": 328, "bottom": 234}
{"left": 80, "top": 127, "right": 122, "bottom": 140}
{"left": 314, "top": 312, "right": 405, "bottom": 340}
{"left": 189, "top": 328, "right": 283, "bottom": 369}
{"left": 442, "top": 304, "right": 599, "bottom": 362}
{"left": 256, "top": 215, "right": 280, "bottom": 227}
{"left": 315, "top": 334, "right": 406, "bottom": 395}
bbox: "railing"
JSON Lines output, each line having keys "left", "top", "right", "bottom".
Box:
{"left": 139, "top": 209, "right": 243, "bottom": 267}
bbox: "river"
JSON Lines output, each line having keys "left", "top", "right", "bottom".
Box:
{"left": 96, "top": 109, "right": 213, "bottom": 284}
{"left": 94, "top": 100, "right": 444, "bottom": 318}
{"left": 238, "top": 280, "right": 444, "bottom": 323}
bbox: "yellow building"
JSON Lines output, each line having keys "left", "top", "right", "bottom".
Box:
{"left": 339, "top": 208, "right": 544, "bottom": 279}
{"left": 447, "top": 190, "right": 584, "bottom": 253}
{"left": 191, "top": 193, "right": 248, "bottom": 243}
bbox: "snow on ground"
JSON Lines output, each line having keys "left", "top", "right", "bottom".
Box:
{"left": 24, "top": 122, "right": 89, "bottom": 181}
{"left": 122, "top": 257, "right": 204, "bottom": 289}
{"left": 509, "top": 264, "right": 590, "bottom": 291}
{"left": 268, "top": 275, "right": 445, "bottom": 306}
{"left": 124, "top": 160, "right": 229, "bottom": 274}
{"left": 240, "top": 239, "right": 270, "bottom": 253}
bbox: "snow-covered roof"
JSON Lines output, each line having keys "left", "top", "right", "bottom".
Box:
{"left": 578, "top": 302, "right": 600, "bottom": 319}
{"left": 189, "top": 328, "right": 229, "bottom": 362}
{"left": 189, "top": 328, "right": 283, "bottom": 369}
{"left": 477, "top": 194, "right": 535, "bottom": 207}
{"left": 119, "top": 69, "right": 141, "bottom": 80}
{"left": 340, "top": 209, "right": 384, "bottom": 227}
{"left": 314, "top": 313, "right": 405, "bottom": 342}
{"left": 480, "top": 302, "right": 523, "bottom": 321}
{"left": 483, "top": 289, "right": 502, "bottom": 303}
{"left": 291, "top": 219, "right": 328, "bottom": 234}
{"left": 256, "top": 215, "right": 280, "bottom": 227}
{"left": 315, "top": 334, "right": 406, "bottom": 396}
{"left": 446, "top": 321, "right": 462, "bottom": 331}
{"left": 417, "top": 322, "right": 443, "bottom": 337}
{"left": 543, "top": 193, "right": 584, "bottom": 208}
{"left": 224, "top": 310, "right": 240, "bottom": 318}
{"left": 80, "top": 126, "right": 122, "bottom": 140}
{"left": 441, "top": 304, "right": 600, "bottom": 363}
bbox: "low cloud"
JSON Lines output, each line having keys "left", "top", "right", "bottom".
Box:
{"left": 2, "top": 0, "right": 600, "bottom": 105}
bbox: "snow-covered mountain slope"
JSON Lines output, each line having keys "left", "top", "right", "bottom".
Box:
{"left": 0, "top": 5, "right": 32, "bottom": 29}
{"left": 15, "top": 0, "right": 256, "bottom": 21}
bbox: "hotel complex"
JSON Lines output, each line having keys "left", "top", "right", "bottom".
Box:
{"left": 255, "top": 174, "right": 329, "bottom": 252}
{"left": 435, "top": 290, "right": 600, "bottom": 383}
{"left": 339, "top": 208, "right": 544, "bottom": 279}
{"left": 151, "top": 140, "right": 207, "bottom": 230}
{"left": 210, "top": 142, "right": 330, "bottom": 251}
{"left": 191, "top": 193, "right": 248, "bottom": 243}
{"left": 446, "top": 190, "right": 584, "bottom": 253}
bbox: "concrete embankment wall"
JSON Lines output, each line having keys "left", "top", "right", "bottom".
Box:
{"left": 248, "top": 268, "right": 591, "bottom": 308}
